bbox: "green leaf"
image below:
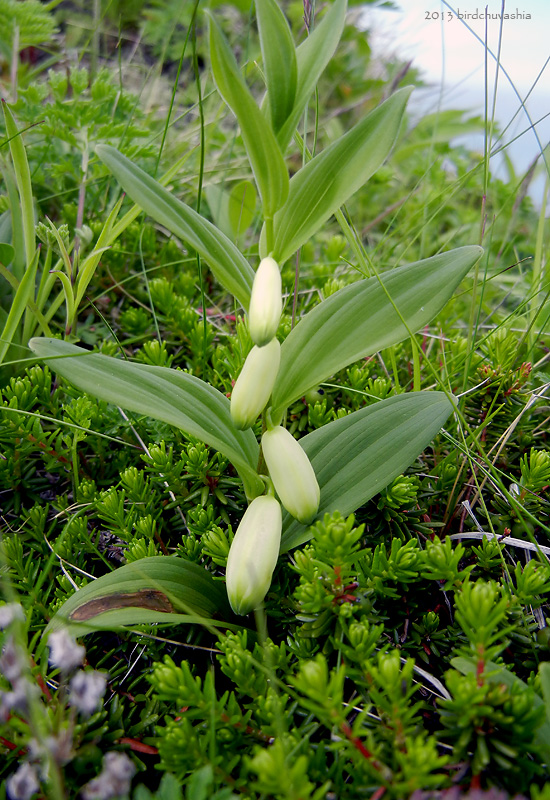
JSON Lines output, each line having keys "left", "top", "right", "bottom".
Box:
{"left": 108, "top": 147, "right": 196, "bottom": 242}
{"left": 540, "top": 661, "right": 550, "bottom": 721}
{"left": 281, "top": 392, "right": 454, "bottom": 551}
{"left": 227, "top": 180, "right": 257, "bottom": 238}
{"left": 262, "top": 87, "right": 413, "bottom": 262}
{"left": 204, "top": 183, "right": 232, "bottom": 239}
{"left": 28, "top": 338, "right": 264, "bottom": 499}
{"left": 255, "top": 0, "right": 297, "bottom": 133}
{"left": 0, "top": 242, "right": 15, "bottom": 264}
{"left": 186, "top": 766, "right": 214, "bottom": 800}
{"left": 0, "top": 249, "right": 40, "bottom": 365}
{"left": 206, "top": 180, "right": 257, "bottom": 241}
{"left": 2, "top": 101, "right": 35, "bottom": 270}
{"left": 0, "top": 261, "right": 51, "bottom": 340}
{"left": 277, "top": 0, "right": 348, "bottom": 151}
{"left": 45, "top": 556, "right": 237, "bottom": 637}
{"left": 0, "top": 0, "right": 57, "bottom": 49}
{"left": 73, "top": 196, "right": 124, "bottom": 312}
{"left": 95, "top": 145, "right": 254, "bottom": 310}
{"left": 1, "top": 165, "right": 25, "bottom": 280}
{"left": 49, "top": 269, "right": 75, "bottom": 332}
{"left": 207, "top": 12, "right": 288, "bottom": 218}
{"left": 270, "top": 245, "right": 483, "bottom": 420}
{"left": 452, "top": 656, "right": 550, "bottom": 763}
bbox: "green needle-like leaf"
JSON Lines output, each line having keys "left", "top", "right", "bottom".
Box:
{"left": 28, "top": 338, "right": 264, "bottom": 499}
{"left": 270, "top": 245, "right": 483, "bottom": 420}
{"left": 281, "top": 392, "right": 454, "bottom": 551}
{"left": 95, "top": 145, "right": 254, "bottom": 309}
{"left": 452, "top": 657, "right": 550, "bottom": 764}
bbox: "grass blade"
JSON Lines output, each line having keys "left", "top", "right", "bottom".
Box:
{"left": 0, "top": 249, "right": 39, "bottom": 364}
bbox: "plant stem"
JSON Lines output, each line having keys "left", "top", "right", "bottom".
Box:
{"left": 411, "top": 337, "right": 421, "bottom": 392}
{"left": 265, "top": 217, "right": 274, "bottom": 255}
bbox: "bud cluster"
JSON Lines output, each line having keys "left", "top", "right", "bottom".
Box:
{"left": 226, "top": 258, "right": 321, "bottom": 615}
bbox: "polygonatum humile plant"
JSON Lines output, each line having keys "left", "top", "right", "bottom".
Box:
{"left": 28, "top": 0, "right": 482, "bottom": 631}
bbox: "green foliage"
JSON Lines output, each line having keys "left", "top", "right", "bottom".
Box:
{"left": 440, "top": 670, "right": 545, "bottom": 784}
{"left": 0, "top": 0, "right": 57, "bottom": 57}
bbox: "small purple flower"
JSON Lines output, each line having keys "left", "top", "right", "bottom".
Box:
{"left": 81, "top": 752, "right": 136, "bottom": 799}
{"left": 0, "top": 636, "right": 26, "bottom": 683}
{"left": 0, "top": 676, "right": 33, "bottom": 722}
{"left": 0, "top": 689, "right": 12, "bottom": 723}
{"left": 28, "top": 728, "right": 74, "bottom": 766}
{"left": 48, "top": 628, "right": 85, "bottom": 673}
{"left": 69, "top": 670, "right": 107, "bottom": 716}
{"left": 6, "top": 762, "right": 39, "bottom": 800}
{"left": 0, "top": 604, "right": 24, "bottom": 630}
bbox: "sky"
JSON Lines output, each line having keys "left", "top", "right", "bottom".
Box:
{"left": 362, "top": 0, "right": 550, "bottom": 205}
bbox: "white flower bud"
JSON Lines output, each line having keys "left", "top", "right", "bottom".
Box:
{"left": 230, "top": 338, "right": 280, "bottom": 430}
{"left": 261, "top": 426, "right": 320, "bottom": 524}
{"left": 249, "top": 257, "right": 283, "bottom": 347}
{"left": 226, "top": 495, "right": 282, "bottom": 615}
